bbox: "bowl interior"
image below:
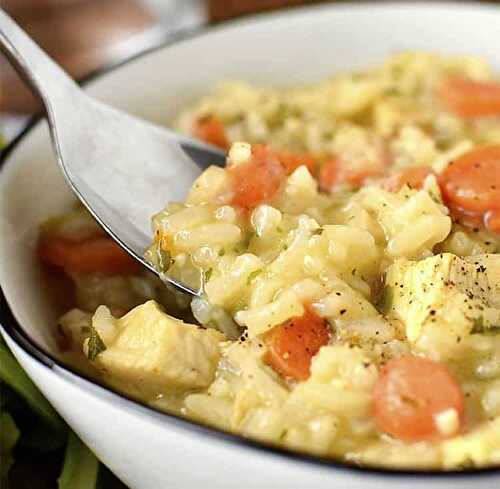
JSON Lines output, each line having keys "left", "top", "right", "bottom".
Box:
{"left": 1, "top": 1, "right": 500, "bottom": 358}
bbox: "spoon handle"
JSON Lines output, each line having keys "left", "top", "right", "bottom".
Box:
{"left": 0, "top": 9, "right": 77, "bottom": 109}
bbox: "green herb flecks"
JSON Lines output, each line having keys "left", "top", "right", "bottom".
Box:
{"left": 243, "top": 232, "right": 255, "bottom": 248}
{"left": 157, "top": 247, "right": 172, "bottom": 273}
{"left": 204, "top": 268, "right": 213, "bottom": 283}
{"left": 246, "top": 270, "right": 262, "bottom": 285}
{"left": 377, "top": 286, "right": 394, "bottom": 314}
{"left": 87, "top": 325, "right": 106, "bottom": 362}
{"left": 471, "top": 316, "right": 500, "bottom": 335}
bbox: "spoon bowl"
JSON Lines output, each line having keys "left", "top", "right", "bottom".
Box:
{"left": 0, "top": 9, "right": 226, "bottom": 295}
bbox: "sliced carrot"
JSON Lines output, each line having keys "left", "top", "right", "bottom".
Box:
{"left": 247, "top": 145, "right": 316, "bottom": 175}
{"left": 448, "top": 206, "right": 484, "bottom": 230}
{"left": 319, "top": 155, "right": 386, "bottom": 191}
{"left": 438, "top": 77, "right": 500, "bottom": 118}
{"left": 485, "top": 209, "right": 500, "bottom": 234}
{"left": 264, "top": 307, "right": 330, "bottom": 381}
{"left": 193, "top": 115, "right": 229, "bottom": 150}
{"left": 373, "top": 356, "right": 464, "bottom": 441}
{"left": 39, "top": 236, "right": 141, "bottom": 275}
{"left": 318, "top": 157, "right": 341, "bottom": 192}
{"left": 274, "top": 149, "right": 316, "bottom": 175}
{"left": 229, "top": 144, "right": 285, "bottom": 211}
{"left": 439, "top": 145, "right": 500, "bottom": 232}
{"left": 449, "top": 201, "right": 500, "bottom": 234}
{"left": 383, "top": 166, "right": 434, "bottom": 192}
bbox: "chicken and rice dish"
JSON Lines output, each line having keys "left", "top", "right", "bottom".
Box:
{"left": 39, "top": 52, "right": 500, "bottom": 470}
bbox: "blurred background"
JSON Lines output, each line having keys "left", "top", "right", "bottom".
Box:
{"left": 0, "top": 1, "right": 499, "bottom": 488}
{"left": 2, "top": 0, "right": 500, "bottom": 138}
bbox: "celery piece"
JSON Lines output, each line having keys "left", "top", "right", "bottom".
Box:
{"left": 0, "top": 411, "right": 20, "bottom": 481}
{"left": 0, "top": 339, "right": 64, "bottom": 432}
{"left": 58, "top": 432, "right": 99, "bottom": 489}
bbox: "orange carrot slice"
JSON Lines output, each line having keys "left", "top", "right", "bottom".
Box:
{"left": 193, "top": 115, "right": 229, "bottom": 149}
{"left": 229, "top": 145, "right": 285, "bottom": 211}
{"left": 265, "top": 307, "right": 330, "bottom": 381}
{"left": 383, "top": 166, "right": 434, "bottom": 192}
{"left": 439, "top": 145, "right": 500, "bottom": 233}
{"left": 39, "top": 236, "right": 141, "bottom": 275}
{"left": 438, "top": 77, "right": 500, "bottom": 118}
{"left": 373, "top": 356, "right": 464, "bottom": 441}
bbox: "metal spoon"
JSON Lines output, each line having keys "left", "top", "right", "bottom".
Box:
{"left": 0, "top": 9, "right": 226, "bottom": 296}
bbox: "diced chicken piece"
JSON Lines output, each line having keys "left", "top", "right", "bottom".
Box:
{"left": 89, "top": 301, "right": 224, "bottom": 399}
{"left": 384, "top": 253, "right": 500, "bottom": 342}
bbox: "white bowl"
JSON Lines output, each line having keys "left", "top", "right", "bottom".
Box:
{"left": 1, "top": 3, "right": 500, "bottom": 488}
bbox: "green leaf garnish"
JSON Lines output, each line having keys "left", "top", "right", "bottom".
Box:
{"left": 157, "top": 247, "right": 172, "bottom": 273}
{"left": 87, "top": 325, "right": 106, "bottom": 361}
{"left": 204, "top": 268, "right": 213, "bottom": 283}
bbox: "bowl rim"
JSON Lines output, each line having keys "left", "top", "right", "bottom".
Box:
{"left": 1, "top": 1, "right": 500, "bottom": 478}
